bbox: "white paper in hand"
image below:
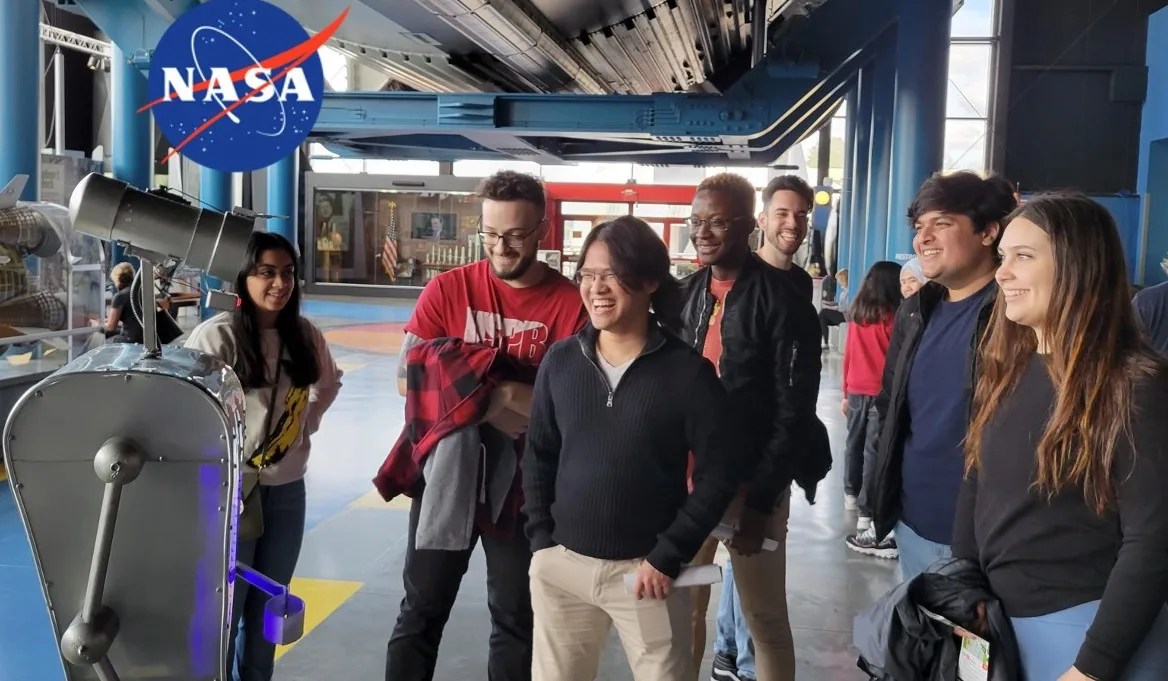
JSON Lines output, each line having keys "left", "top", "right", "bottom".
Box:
{"left": 711, "top": 523, "right": 779, "bottom": 551}
{"left": 623, "top": 564, "right": 723, "bottom": 594}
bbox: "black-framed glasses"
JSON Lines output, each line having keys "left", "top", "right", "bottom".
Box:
{"left": 478, "top": 220, "right": 544, "bottom": 248}
{"left": 686, "top": 215, "right": 749, "bottom": 233}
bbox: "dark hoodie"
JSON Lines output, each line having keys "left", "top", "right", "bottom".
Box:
{"left": 521, "top": 321, "right": 741, "bottom": 578}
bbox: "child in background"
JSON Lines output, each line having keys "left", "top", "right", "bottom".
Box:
{"left": 842, "top": 261, "right": 902, "bottom": 559}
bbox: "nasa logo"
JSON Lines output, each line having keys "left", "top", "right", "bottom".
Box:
{"left": 145, "top": 0, "right": 347, "bottom": 173}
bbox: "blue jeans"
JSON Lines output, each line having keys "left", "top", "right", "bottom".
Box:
{"left": 894, "top": 520, "right": 950, "bottom": 582}
{"left": 230, "top": 478, "right": 307, "bottom": 681}
{"left": 713, "top": 560, "right": 756, "bottom": 679}
{"left": 1011, "top": 601, "right": 1168, "bottom": 680}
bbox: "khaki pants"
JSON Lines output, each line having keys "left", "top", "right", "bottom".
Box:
{"left": 530, "top": 546, "right": 696, "bottom": 681}
{"left": 722, "top": 487, "right": 794, "bottom": 681}
{"left": 689, "top": 536, "right": 720, "bottom": 670}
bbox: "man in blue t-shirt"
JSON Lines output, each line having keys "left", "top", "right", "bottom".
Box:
{"left": 846, "top": 171, "right": 1017, "bottom": 581}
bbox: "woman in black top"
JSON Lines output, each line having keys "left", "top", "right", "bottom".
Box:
{"left": 955, "top": 194, "right": 1168, "bottom": 681}
{"left": 523, "top": 215, "right": 740, "bottom": 681}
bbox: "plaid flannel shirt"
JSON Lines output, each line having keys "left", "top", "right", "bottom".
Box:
{"left": 373, "top": 337, "right": 534, "bottom": 536}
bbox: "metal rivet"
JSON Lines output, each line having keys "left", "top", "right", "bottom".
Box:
{"left": 218, "top": 506, "right": 225, "bottom": 512}
{"left": 33, "top": 391, "right": 41, "bottom": 398}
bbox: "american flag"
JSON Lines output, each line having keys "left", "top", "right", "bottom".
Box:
{"left": 381, "top": 201, "right": 398, "bottom": 283}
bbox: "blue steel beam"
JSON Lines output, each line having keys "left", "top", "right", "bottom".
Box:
{"left": 71, "top": 0, "right": 198, "bottom": 67}
{"left": 315, "top": 69, "right": 820, "bottom": 139}
{"left": 110, "top": 45, "right": 154, "bottom": 266}
{"left": 266, "top": 154, "right": 297, "bottom": 243}
{"left": 863, "top": 35, "right": 896, "bottom": 275}
{"left": 0, "top": 0, "right": 41, "bottom": 200}
{"left": 885, "top": 0, "right": 951, "bottom": 262}
{"left": 849, "top": 63, "right": 873, "bottom": 281}
{"left": 199, "top": 167, "right": 231, "bottom": 320}
{"left": 838, "top": 85, "right": 857, "bottom": 279}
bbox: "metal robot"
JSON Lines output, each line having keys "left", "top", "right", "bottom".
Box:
{"left": 2, "top": 174, "right": 305, "bottom": 681}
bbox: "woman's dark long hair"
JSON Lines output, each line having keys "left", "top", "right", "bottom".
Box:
{"left": 230, "top": 231, "right": 320, "bottom": 389}
{"left": 965, "top": 193, "right": 1163, "bottom": 513}
{"left": 849, "top": 261, "right": 903, "bottom": 325}
{"left": 577, "top": 216, "right": 683, "bottom": 334}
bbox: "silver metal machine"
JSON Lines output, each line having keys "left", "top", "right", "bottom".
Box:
{"left": 2, "top": 174, "right": 305, "bottom": 681}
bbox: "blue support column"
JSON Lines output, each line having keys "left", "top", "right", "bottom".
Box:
{"left": 885, "top": 0, "right": 951, "bottom": 261}
{"left": 266, "top": 153, "right": 298, "bottom": 243}
{"left": 0, "top": 0, "right": 41, "bottom": 200}
{"left": 847, "top": 64, "right": 874, "bottom": 282}
{"left": 111, "top": 46, "right": 153, "bottom": 266}
{"left": 837, "top": 86, "right": 857, "bottom": 278}
{"left": 200, "top": 167, "right": 233, "bottom": 319}
{"left": 863, "top": 47, "right": 895, "bottom": 275}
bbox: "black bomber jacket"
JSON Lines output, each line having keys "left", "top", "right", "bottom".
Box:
{"left": 679, "top": 253, "right": 830, "bottom": 512}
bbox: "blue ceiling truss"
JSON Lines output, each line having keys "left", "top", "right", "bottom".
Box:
{"left": 310, "top": 0, "right": 898, "bottom": 166}
{"left": 61, "top": 0, "right": 909, "bottom": 168}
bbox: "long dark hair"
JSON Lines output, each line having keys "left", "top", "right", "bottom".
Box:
{"left": 849, "top": 261, "right": 903, "bottom": 325}
{"left": 577, "top": 216, "right": 683, "bottom": 333}
{"left": 966, "top": 193, "right": 1163, "bottom": 513}
{"left": 229, "top": 231, "right": 321, "bottom": 389}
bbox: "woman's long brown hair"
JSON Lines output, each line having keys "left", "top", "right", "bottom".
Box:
{"left": 965, "top": 193, "right": 1162, "bottom": 514}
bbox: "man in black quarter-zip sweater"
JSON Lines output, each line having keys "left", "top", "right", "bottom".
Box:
{"left": 523, "top": 216, "right": 739, "bottom": 681}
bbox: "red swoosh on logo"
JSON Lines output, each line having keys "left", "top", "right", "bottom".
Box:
{"left": 146, "top": 6, "right": 349, "bottom": 164}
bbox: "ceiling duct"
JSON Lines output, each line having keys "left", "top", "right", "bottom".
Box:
{"left": 412, "top": 0, "right": 611, "bottom": 94}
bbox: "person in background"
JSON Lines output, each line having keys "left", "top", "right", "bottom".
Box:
{"left": 818, "top": 268, "right": 849, "bottom": 347}
{"left": 956, "top": 194, "right": 1168, "bottom": 680}
{"left": 523, "top": 216, "right": 739, "bottom": 681}
{"left": 860, "top": 171, "right": 1016, "bottom": 576}
{"left": 898, "top": 257, "right": 928, "bottom": 298}
{"left": 102, "top": 262, "right": 141, "bottom": 342}
{"left": 840, "top": 261, "right": 901, "bottom": 560}
{"left": 681, "top": 172, "right": 824, "bottom": 681}
{"left": 385, "top": 170, "right": 587, "bottom": 681}
{"left": 1132, "top": 275, "right": 1168, "bottom": 354}
{"left": 754, "top": 175, "right": 814, "bottom": 299}
{"left": 185, "top": 231, "right": 343, "bottom": 681}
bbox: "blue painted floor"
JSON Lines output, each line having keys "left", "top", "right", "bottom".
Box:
{"left": 0, "top": 307, "right": 898, "bottom": 680}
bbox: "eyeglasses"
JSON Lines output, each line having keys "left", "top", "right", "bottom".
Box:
{"left": 574, "top": 270, "right": 620, "bottom": 286}
{"left": 686, "top": 215, "right": 749, "bottom": 233}
{"left": 478, "top": 221, "right": 544, "bottom": 248}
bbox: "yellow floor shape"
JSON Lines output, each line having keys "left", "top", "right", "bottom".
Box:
{"left": 274, "top": 577, "right": 364, "bottom": 660}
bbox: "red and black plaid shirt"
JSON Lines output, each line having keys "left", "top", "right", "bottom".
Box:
{"left": 373, "top": 337, "right": 534, "bottom": 537}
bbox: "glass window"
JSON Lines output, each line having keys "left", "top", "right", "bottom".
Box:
{"left": 633, "top": 203, "right": 690, "bottom": 218}
{"left": 540, "top": 163, "right": 633, "bottom": 183}
{"left": 560, "top": 201, "right": 629, "bottom": 216}
{"left": 951, "top": 0, "right": 996, "bottom": 38}
{"left": 453, "top": 160, "right": 541, "bottom": 177}
{"left": 947, "top": 43, "right": 993, "bottom": 118}
{"left": 310, "top": 188, "right": 484, "bottom": 289}
{"left": 943, "top": 119, "right": 988, "bottom": 172}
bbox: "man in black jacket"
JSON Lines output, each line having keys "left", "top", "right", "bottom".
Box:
{"left": 847, "top": 171, "right": 1016, "bottom": 581}
{"left": 678, "top": 172, "right": 825, "bottom": 681}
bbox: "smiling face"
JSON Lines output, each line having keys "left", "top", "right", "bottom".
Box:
{"left": 578, "top": 240, "right": 654, "bottom": 335}
{"left": 995, "top": 217, "right": 1055, "bottom": 343}
{"left": 759, "top": 189, "right": 810, "bottom": 256}
{"left": 900, "top": 272, "right": 923, "bottom": 298}
{"left": 246, "top": 247, "right": 296, "bottom": 319}
{"left": 481, "top": 198, "right": 544, "bottom": 282}
{"left": 912, "top": 210, "right": 999, "bottom": 290}
{"left": 689, "top": 189, "right": 752, "bottom": 268}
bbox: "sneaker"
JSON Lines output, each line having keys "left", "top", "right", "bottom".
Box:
{"left": 846, "top": 525, "right": 899, "bottom": 559}
{"left": 844, "top": 494, "right": 858, "bottom": 511}
{"left": 856, "top": 515, "right": 872, "bottom": 532}
{"left": 711, "top": 651, "right": 740, "bottom": 681}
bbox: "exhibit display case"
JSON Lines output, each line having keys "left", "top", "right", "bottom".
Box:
{"left": 0, "top": 200, "right": 105, "bottom": 387}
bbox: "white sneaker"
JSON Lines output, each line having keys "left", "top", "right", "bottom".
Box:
{"left": 844, "top": 494, "right": 858, "bottom": 511}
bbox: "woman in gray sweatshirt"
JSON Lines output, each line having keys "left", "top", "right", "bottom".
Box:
{"left": 185, "top": 231, "right": 342, "bottom": 681}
